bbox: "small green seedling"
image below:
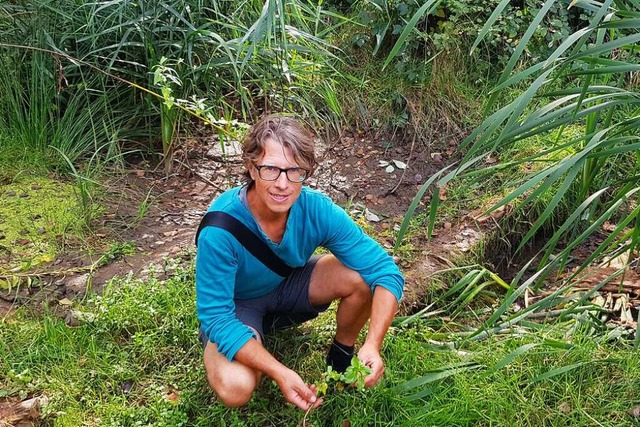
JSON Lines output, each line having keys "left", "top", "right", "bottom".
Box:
{"left": 343, "top": 357, "right": 372, "bottom": 391}
{"left": 315, "top": 357, "right": 372, "bottom": 395}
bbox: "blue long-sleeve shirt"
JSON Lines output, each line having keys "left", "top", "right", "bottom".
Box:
{"left": 195, "top": 186, "right": 404, "bottom": 360}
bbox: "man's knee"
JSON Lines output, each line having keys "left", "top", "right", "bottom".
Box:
{"left": 348, "top": 270, "right": 371, "bottom": 300}
{"left": 203, "top": 343, "right": 260, "bottom": 408}
{"left": 310, "top": 255, "right": 372, "bottom": 305}
{"left": 208, "top": 371, "right": 256, "bottom": 407}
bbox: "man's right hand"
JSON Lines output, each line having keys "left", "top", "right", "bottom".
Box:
{"left": 274, "top": 368, "right": 323, "bottom": 410}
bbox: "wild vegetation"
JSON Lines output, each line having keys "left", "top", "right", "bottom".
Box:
{"left": 1, "top": 0, "right": 639, "bottom": 425}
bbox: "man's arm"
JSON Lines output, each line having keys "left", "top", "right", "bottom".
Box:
{"left": 233, "top": 338, "right": 321, "bottom": 410}
{"left": 357, "top": 286, "right": 398, "bottom": 387}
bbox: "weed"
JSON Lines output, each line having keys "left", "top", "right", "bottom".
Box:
{"left": 98, "top": 242, "right": 137, "bottom": 267}
{"left": 314, "top": 357, "right": 372, "bottom": 396}
{"left": 137, "top": 189, "right": 154, "bottom": 223}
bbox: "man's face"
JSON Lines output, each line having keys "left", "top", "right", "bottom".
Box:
{"left": 248, "top": 138, "right": 304, "bottom": 217}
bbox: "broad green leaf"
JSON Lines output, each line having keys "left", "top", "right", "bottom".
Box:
{"left": 569, "top": 64, "right": 640, "bottom": 75}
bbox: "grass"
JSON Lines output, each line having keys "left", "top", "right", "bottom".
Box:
{"left": 0, "top": 173, "right": 88, "bottom": 275}
{"left": 2, "top": 256, "right": 639, "bottom": 427}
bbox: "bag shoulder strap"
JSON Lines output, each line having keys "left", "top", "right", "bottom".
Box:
{"left": 195, "top": 211, "right": 294, "bottom": 277}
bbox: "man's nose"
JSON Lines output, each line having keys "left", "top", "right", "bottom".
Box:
{"left": 275, "top": 171, "right": 289, "bottom": 188}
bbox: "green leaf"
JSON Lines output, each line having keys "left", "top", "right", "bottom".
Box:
{"left": 531, "top": 362, "right": 587, "bottom": 383}
{"left": 394, "top": 166, "right": 453, "bottom": 253}
{"left": 469, "top": 0, "right": 512, "bottom": 55}
{"left": 488, "top": 344, "right": 539, "bottom": 374}
{"left": 382, "top": 0, "right": 440, "bottom": 70}
{"left": 398, "top": 363, "right": 481, "bottom": 392}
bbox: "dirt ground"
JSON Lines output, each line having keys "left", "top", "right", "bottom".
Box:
{"left": 0, "top": 129, "right": 482, "bottom": 319}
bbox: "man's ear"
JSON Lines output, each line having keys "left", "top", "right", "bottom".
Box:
{"left": 246, "top": 162, "right": 257, "bottom": 181}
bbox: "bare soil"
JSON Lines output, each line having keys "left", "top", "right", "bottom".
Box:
{"left": 0, "top": 130, "right": 481, "bottom": 318}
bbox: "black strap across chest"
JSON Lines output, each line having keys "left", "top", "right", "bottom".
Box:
{"left": 195, "top": 211, "right": 294, "bottom": 277}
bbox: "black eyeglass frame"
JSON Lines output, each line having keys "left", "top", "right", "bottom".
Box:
{"left": 253, "top": 164, "right": 310, "bottom": 183}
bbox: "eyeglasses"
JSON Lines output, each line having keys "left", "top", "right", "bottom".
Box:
{"left": 254, "top": 164, "right": 309, "bottom": 183}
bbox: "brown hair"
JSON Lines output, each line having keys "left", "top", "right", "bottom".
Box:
{"left": 242, "top": 114, "right": 316, "bottom": 183}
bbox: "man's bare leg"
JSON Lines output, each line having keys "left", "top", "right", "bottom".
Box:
{"left": 308, "top": 255, "right": 372, "bottom": 347}
{"left": 203, "top": 334, "right": 263, "bottom": 407}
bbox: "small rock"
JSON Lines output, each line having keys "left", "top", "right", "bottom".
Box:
{"left": 444, "top": 222, "right": 452, "bottom": 229}
{"left": 20, "top": 192, "right": 29, "bottom": 198}
{"left": 630, "top": 406, "right": 640, "bottom": 418}
{"left": 5, "top": 189, "right": 16, "bottom": 196}
{"left": 154, "top": 240, "right": 166, "bottom": 246}
{"left": 18, "top": 395, "right": 49, "bottom": 413}
{"left": 65, "top": 311, "right": 82, "bottom": 327}
{"left": 163, "top": 230, "right": 178, "bottom": 237}
{"left": 65, "top": 273, "right": 90, "bottom": 293}
{"left": 30, "top": 184, "right": 41, "bottom": 190}
{"left": 414, "top": 174, "right": 423, "bottom": 182}
{"left": 37, "top": 227, "right": 46, "bottom": 234}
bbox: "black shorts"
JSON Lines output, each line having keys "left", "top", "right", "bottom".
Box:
{"left": 198, "top": 255, "right": 330, "bottom": 348}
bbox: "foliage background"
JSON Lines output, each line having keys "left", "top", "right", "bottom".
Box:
{"left": 1, "top": 0, "right": 640, "bottom": 425}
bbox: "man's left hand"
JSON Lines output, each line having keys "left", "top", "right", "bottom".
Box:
{"left": 357, "top": 343, "right": 385, "bottom": 387}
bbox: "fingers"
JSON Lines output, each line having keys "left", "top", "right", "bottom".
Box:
{"left": 364, "top": 360, "right": 384, "bottom": 387}
{"left": 288, "top": 384, "right": 322, "bottom": 410}
{"left": 308, "top": 384, "right": 324, "bottom": 408}
{"left": 358, "top": 352, "right": 385, "bottom": 388}
{"left": 279, "top": 372, "right": 322, "bottom": 410}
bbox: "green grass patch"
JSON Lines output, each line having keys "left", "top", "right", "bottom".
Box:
{"left": 2, "top": 260, "right": 640, "bottom": 426}
{"left": 0, "top": 174, "right": 90, "bottom": 275}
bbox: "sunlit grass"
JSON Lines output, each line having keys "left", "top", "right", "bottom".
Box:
{"left": 2, "top": 258, "right": 639, "bottom": 426}
{"left": 0, "top": 174, "right": 87, "bottom": 274}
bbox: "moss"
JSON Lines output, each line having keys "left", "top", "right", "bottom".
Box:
{"left": 0, "top": 176, "right": 87, "bottom": 272}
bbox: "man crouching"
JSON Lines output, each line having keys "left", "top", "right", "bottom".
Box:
{"left": 195, "top": 114, "right": 404, "bottom": 409}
